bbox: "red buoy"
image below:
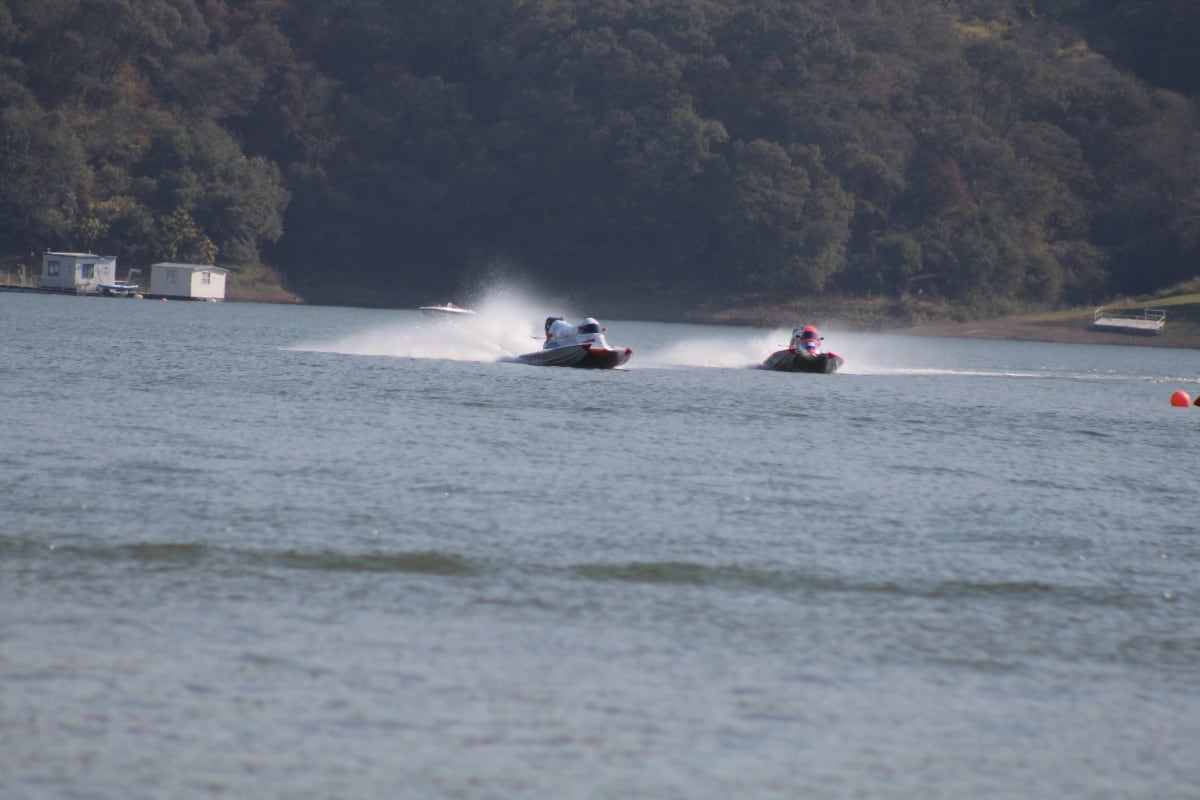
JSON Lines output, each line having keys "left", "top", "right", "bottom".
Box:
{"left": 1170, "top": 390, "right": 1192, "bottom": 407}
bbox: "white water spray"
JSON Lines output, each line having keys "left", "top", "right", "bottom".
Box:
{"left": 640, "top": 329, "right": 783, "bottom": 369}
{"left": 290, "top": 285, "right": 582, "bottom": 362}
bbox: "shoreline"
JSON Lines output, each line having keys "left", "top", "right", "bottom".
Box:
{"left": 882, "top": 317, "right": 1200, "bottom": 349}
{"left": 10, "top": 279, "right": 1197, "bottom": 350}
{"left": 659, "top": 294, "right": 1200, "bottom": 350}
{"left": 219, "top": 279, "right": 1200, "bottom": 350}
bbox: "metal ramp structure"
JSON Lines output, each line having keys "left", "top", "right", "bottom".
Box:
{"left": 1092, "top": 307, "right": 1166, "bottom": 335}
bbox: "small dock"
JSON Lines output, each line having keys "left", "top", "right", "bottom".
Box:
{"left": 1092, "top": 307, "right": 1166, "bottom": 335}
{"left": 0, "top": 283, "right": 143, "bottom": 298}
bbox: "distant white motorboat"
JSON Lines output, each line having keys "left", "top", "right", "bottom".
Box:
{"left": 419, "top": 302, "right": 476, "bottom": 317}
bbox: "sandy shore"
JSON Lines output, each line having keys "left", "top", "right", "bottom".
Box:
{"left": 886, "top": 317, "right": 1200, "bottom": 349}
{"left": 665, "top": 294, "right": 1200, "bottom": 350}
{"left": 251, "top": 282, "right": 1200, "bottom": 350}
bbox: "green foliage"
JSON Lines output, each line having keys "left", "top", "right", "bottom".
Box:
{"left": 1, "top": 0, "right": 1198, "bottom": 311}
{"left": 1046, "top": 0, "right": 1200, "bottom": 98}
{"left": 0, "top": 107, "right": 91, "bottom": 246}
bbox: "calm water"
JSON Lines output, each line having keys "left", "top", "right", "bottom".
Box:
{"left": 2, "top": 290, "right": 1199, "bottom": 799}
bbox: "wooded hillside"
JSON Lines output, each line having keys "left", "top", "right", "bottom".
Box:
{"left": 2, "top": 0, "right": 1197, "bottom": 313}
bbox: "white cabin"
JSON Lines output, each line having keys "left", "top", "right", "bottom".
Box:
{"left": 149, "top": 262, "right": 229, "bottom": 300}
{"left": 38, "top": 252, "right": 117, "bottom": 292}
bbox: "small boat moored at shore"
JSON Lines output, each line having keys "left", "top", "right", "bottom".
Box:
{"left": 99, "top": 282, "right": 141, "bottom": 297}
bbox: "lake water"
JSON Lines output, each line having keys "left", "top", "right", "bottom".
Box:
{"left": 2, "top": 289, "right": 1199, "bottom": 799}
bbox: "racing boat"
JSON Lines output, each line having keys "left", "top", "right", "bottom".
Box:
{"left": 514, "top": 317, "right": 632, "bottom": 369}
{"left": 761, "top": 349, "right": 843, "bottom": 373}
{"left": 762, "top": 324, "right": 842, "bottom": 373}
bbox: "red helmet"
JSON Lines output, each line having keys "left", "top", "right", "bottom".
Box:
{"left": 800, "top": 326, "right": 821, "bottom": 340}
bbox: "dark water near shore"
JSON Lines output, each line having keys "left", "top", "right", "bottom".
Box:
{"left": 2, "top": 290, "right": 1199, "bottom": 799}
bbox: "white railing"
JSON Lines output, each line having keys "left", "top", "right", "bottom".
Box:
{"left": 1093, "top": 307, "right": 1166, "bottom": 333}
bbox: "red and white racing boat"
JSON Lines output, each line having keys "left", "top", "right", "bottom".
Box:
{"left": 514, "top": 317, "right": 632, "bottom": 369}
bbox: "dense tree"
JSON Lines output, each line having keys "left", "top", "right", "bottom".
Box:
{"left": 1045, "top": 0, "right": 1200, "bottom": 98}
{"left": 0, "top": 0, "right": 289, "bottom": 271}
{"left": 1, "top": 0, "right": 1197, "bottom": 311}
{"left": 0, "top": 107, "right": 91, "bottom": 246}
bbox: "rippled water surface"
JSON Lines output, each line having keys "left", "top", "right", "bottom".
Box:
{"left": 2, "top": 290, "right": 1199, "bottom": 799}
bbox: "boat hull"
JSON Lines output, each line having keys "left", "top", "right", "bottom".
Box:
{"left": 515, "top": 344, "right": 632, "bottom": 369}
{"left": 761, "top": 350, "right": 843, "bottom": 373}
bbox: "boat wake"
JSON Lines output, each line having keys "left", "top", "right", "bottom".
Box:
{"left": 881, "top": 367, "right": 1048, "bottom": 378}
{"left": 290, "top": 286, "right": 575, "bottom": 362}
{"left": 639, "top": 330, "right": 789, "bottom": 370}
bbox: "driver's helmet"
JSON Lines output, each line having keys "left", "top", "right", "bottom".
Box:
{"left": 577, "top": 318, "right": 601, "bottom": 334}
{"left": 545, "top": 316, "right": 563, "bottom": 335}
{"left": 798, "top": 325, "right": 822, "bottom": 352}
